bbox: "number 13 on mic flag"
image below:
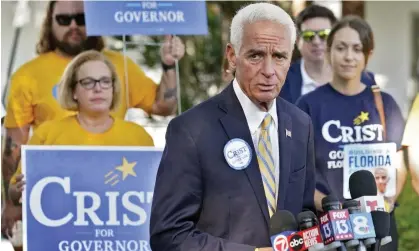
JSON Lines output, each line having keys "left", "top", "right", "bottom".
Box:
{"left": 319, "top": 209, "right": 354, "bottom": 244}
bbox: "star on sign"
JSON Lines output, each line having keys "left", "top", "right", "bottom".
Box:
{"left": 359, "top": 111, "right": 369, "bottom": 123}
{"left": 115, "top": 157, "right": 137, "bottom": 180}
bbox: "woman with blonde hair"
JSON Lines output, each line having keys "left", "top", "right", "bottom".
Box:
{"left": 8, "top": 49, "right": 154, "bottom": 204}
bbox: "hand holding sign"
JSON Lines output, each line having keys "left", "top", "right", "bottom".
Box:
{"left": 9, "top": 174, "right": 25, "bottom": 203}
{"left": 160, "top": 35, "right": 185, "bottom": 65}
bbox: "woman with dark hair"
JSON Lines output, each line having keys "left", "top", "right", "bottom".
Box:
{"left": 296, "top": 15, "right": 406, "bottom": 250}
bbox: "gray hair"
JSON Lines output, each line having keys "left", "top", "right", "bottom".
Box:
{"left": 230, "top": 3, "right": 296, "bottom": 52}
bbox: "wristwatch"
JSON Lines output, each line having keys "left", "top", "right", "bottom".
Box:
{"left": 162, "top": 62, "right": 176, "bottom": 72}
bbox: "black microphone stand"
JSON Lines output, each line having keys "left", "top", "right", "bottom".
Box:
{"left": 369, "top": 239, "right": 381, "bottom": 251}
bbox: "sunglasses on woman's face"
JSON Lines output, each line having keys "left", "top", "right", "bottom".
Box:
{"left": 300, "top": 29, "right": 331, "bottom": 42}
{"left": 55, "top": 13, "right": 85, "bottom": 26}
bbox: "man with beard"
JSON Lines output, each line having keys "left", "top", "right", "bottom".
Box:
{"left": 1, "top": 0, "right": 185, "bottom": 245}
{"left": 279, "top": 4, "right": 376, "bottom": 104}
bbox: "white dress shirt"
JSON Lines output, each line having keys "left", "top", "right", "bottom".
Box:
{"left": 233, "top": 79, "right": 280, "bottom": 202}
{"left": 301, "top": 59, "right": 321, "bottom": 96}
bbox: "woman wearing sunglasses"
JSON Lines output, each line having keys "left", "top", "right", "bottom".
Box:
{"left": 7, "top": 50, "right": 154, "bottom": 210}
{"left": 296, "top": 16, "right": 406, "bottom": 251}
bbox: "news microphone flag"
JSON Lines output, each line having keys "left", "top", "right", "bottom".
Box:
{"left": 354, "top": 195, "right": 386, "bottom": 212}
{"left": 348, "top": 212, "right": 376, "bottom": 240}
{"left": 298, "top": 226, "right": 323, "bottom": 250}
{"left": 271, "top": 231, "right": 296, "bottom": 251}
{"left": 287, "top": 232, "right": 305, "bottom": 251}
{"left": 319, "top": 209, "right": 354, "bottom": 245}
{"left": 274, "top": 227, "right": 323, "bottom": 251}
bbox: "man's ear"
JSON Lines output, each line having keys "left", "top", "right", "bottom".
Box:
{"left": 226, "top": 43, "right": 237, "bottom": 70}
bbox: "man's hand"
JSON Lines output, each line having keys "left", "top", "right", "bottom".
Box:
{"left": 9, "top": 174, "right": 25, "bottom": 203}
{"left": 160, "top": 35, "right": 185, "bottom": 65}
{"left": 258, "top": 248, "right": 273, "bottom": 251}
{"left": 1, "top": 202, "right": 22, "bottom": 238}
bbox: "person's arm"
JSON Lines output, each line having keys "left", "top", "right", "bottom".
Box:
{"left": 401, "top": 95, "right": 419, "bottom": 195}
{"left": 394, "top": 150, "right": 407, "bottom": 201}
{"left": 149, "top": 118, "right": 256, "bottom": 251}
{"left": 408, "top": 146, "right": 419, "bottom": 195}
{"left": 151, "top": 35, "right": 185, "bottom": 116}
{"left": 2, "top": 127, "right": 30, "bottom": 202}
{"left": 127, "top": 36, "right": 185, "bottom": 116}
{"left": 303, "top": 117, "right": 316, "bottom": 212}
{"left": 151, "top": 64, "right": 178, "bottom": 116}
{"left": 384, "top": 94, "right": 408, "bottom": 202}
{"left": 1, "top": 69, "right": 35, "bottom": 237}
{"left": 8, "top": 124, "right": 46, "bottom": 203}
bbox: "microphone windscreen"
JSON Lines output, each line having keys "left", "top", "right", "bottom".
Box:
{"left": 342, "top": 200, "right": 359, "bottom": 209}
{"left": 349, "top": 170, "right": 377, "bottom": 198}
{"left": 269, "top": 210, "right": 298, "bottom": 236}
{"left": 321, "top": 195, "right": 341, "bottom": 211}
{"left": 370, "top": 211, "right": 390, "bottom": 238}
{"left": 297, "top": 210, "right": 317, "bottom": 224}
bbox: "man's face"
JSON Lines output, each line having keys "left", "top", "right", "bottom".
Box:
{"left": 297, "top": 17, "right": 332, "bottom": 62}
{"left": 227, "top": 20, "right": 292, "bottom": 109}
{"left": 52, "top": 0, "right": 87, "bottom": 56}
{"left": 375, "top": 170, "right": 389, "bottom": 194}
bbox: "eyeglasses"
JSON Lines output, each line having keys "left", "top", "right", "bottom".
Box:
{"left": 77, "top": 77, "right": 113, "bottom": 90}
{"left": 300, "top": 29, "right": 331, "bottom": 42}
{"left": 375, "top": 175, "right": 388, "bottom": 181}
{"left": 55, "top": 13, "right": 85, "bottom": 26}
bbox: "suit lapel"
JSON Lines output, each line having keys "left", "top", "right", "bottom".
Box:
{"left": 218, "top": 84, "right": 270, "bottom": 225}
{"left": 276, "top": 101, "right": 292, "bottom": 210}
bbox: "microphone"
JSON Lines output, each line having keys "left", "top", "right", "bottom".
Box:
{"left": 348, "top": 170, "right": 392, "bottom": 248}
{"left": 370, "top": 211, "right": 391, "bottom": 251}
{"left": 296, "top": 211, "right": 324, "bottom": 251}
{"left": 349, "top": 170, "right": 386, "bottom": 212}
{"left": 319, "top": 196, "right": 354, "bottom": 251}
{"left": 342, "top": 200, "right": 376, "bottom": 250}
{"left": 270, "top": 210, "right": 298, "bottom": 251}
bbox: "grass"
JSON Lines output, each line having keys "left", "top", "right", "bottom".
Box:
{"left": 395, "top": 173, "right": 419, "bottom": 251}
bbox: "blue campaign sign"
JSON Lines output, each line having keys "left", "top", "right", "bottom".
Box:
{"left": 21, "top": 146, "right": 163, "bottom": 251}
{"left": 84, "top": 0, "right": 208, "bottom": 36}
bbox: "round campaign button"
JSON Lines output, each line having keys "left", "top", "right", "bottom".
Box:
{"left": 223, "top": 138, "right": 252, "bottom": 170}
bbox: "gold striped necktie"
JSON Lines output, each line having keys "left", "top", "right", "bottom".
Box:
{"left": 256, "top": 114, "right": 276, "bottom": 217}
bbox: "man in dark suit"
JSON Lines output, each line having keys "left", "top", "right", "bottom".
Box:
{"left": 279, "top": 4, "right": 376, "bottom": 104}
{"left": 150, "top": 3, "right": 316, "bottom": 251}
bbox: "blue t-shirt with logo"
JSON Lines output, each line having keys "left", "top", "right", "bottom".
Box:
{"left": 296, "top": 84, "right": 405, "bottom": 201}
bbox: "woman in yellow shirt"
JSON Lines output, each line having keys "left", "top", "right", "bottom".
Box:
{"left": 8, "top": 50, "right": 154, "bottom": 204}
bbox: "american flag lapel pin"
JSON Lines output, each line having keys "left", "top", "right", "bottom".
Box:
{"left": 286, "top": 129, "right": 292, "bottom": 138}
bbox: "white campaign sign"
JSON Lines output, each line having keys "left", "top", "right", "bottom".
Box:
{"left": 343, "top": 143, "right": 397, "bottom": 199}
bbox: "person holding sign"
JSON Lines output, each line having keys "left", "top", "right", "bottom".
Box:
{"left": 296, "top": 16, "right": 406, "bottom": 251}
{"left": 150, "top": 3, "right": 316, "bottom": 251}
{"left": 2, "top": 0, "right": 183, "bottom": 239}
{"left": 5, "top": 50, "right": 154, "bottom": 240}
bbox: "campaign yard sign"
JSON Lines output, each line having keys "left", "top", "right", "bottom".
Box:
{"left": 21, "top": 146, "right": 163, "bottom": 251}
{"left": 84, "top": 0, "right": 208, "bottom": 36}
{"left": 343, "top": 143, "right": 397, "bottom": 199}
